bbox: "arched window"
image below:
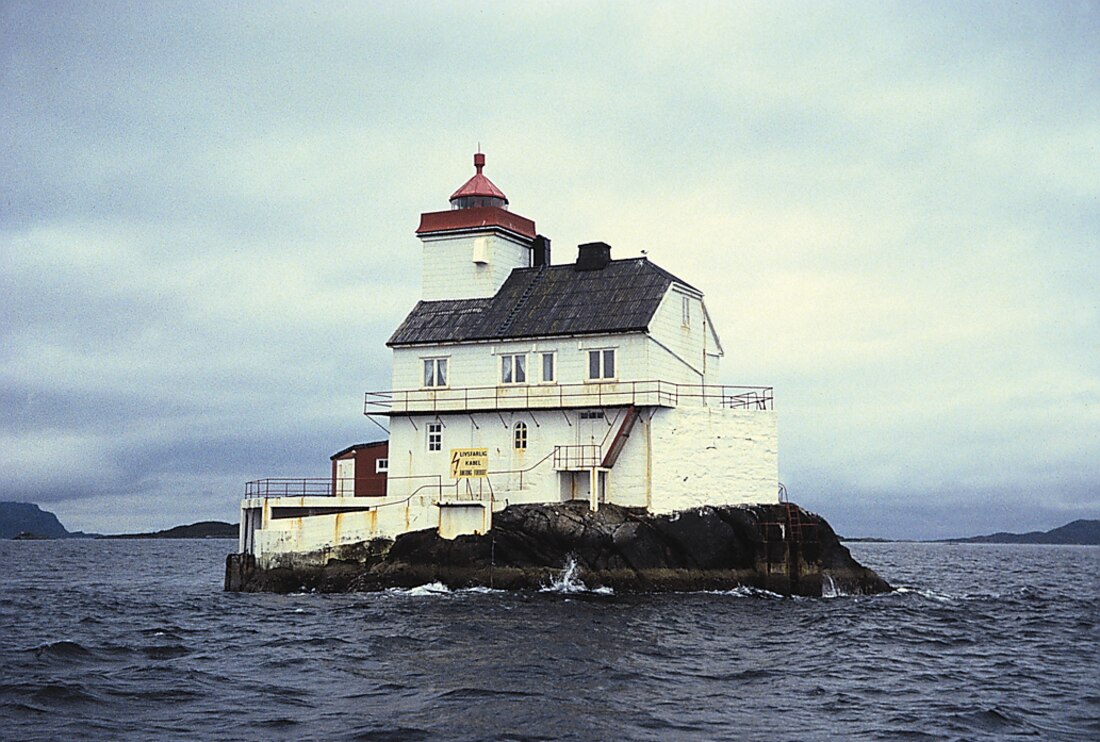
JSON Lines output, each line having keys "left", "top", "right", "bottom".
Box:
{"left": 513, "top": 421, "right": 528, "bottom": 450}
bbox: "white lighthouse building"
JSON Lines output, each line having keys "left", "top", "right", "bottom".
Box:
{"left": 238, "top": 154, "right": 778, "bottom": 563}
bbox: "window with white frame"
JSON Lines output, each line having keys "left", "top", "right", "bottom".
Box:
{"left": 422, "top": 358, "right": 448, "bottom": 387}
{"left": 587, "top": 348, "right": 616, "bottom": 380}
{"left": 681, "top": 295, "right": 691, "bottom": 327}
{"left": 501, "top": 353, "right": 526, "bottom": 384}
{"left": 513, "top": 421, "right": 528, "bottom": 450}
{"left": 375, "top": 458, "right": 389, "bottom": 474}
{"left": 427, "top": 422, "right": 442, "bottom": 451}
{"left": 541, "top": 352, "right": 555, "bottom": 383}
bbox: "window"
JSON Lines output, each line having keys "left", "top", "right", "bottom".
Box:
{"left": 541, "top": 352, "right": 555, "bottom": 383}
{"left": 513, "top": 421, "right": 528, "bottom": 450}
{"left": 375, "top": 458, "right": 388, "bottom": 474}
{"left": 579, "top": 411, "right": 605, "bottom": 420}
{"left": 422, "top": 358, "right": 448, "bottom": 387}
{"left": 427, "top": 423, "right": 442, "bottom": 452}
{"left": 587, "top": 349, "right": 616, "bottom": 380}
{"left": 501, "top": 353, "right": 526, "bottom": 384}
{"left": 682, "top": 295, "right": 691, "bottom": 327}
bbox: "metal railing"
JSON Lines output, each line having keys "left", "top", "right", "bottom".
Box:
{"left": 365, "top": 381, "right": 772, "bottom": 415}
{"left": 246, "top": 474, "right": 437, "bottom": 499}
{"left": 245, "top": 478, "right": 334, "bottom": 498}
{"left": 553, "top": 444, "right": 603, "bottom": 471}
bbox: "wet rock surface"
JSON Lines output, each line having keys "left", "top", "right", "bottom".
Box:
{"left": 226, "top": 502, "right": 891, "bottom": 596}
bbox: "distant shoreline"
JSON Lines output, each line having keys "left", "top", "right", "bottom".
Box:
{"left": 98, "top": 521, "right": 238, "bottom": 540}
{"left": 842, "top": 519, "right": 1099, "bottom": 546}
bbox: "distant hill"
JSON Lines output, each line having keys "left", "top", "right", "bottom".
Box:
{"left": 3, "top": 502, "right": 237, "bottom": 540}
{"left": 101, "top": 521, "right": 238, "bottom": 539}
{"left": 941, "top": 519, "right": 1100, "bottom": 546}
{"left": 0, "top": 502, "right": 70, "bottom": 539}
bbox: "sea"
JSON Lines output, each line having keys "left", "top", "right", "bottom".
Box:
{"left": 0, "top": 539, "right": 1096, "bottom": 741}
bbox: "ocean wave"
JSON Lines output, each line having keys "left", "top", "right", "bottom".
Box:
{"left": 701, "top": 586, "right": 785, "bottom": 599}
{"left": 389, "top": 582, "right": 452, "bottom": 597}
{"left": 28, "top": 640, "right": 92, "bottom": 661}
{"left": 892, "top": 586, "right": 956, "bottom": 603}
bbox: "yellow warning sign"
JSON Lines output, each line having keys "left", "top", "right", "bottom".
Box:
{"left": 450, "top": 448, "right": 489, "bottom": 479}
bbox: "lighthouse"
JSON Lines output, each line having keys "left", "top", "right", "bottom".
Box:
{"left": 237, "top": 150, "right": 778, "bottom": 562}
{"left": 415, "top": 153, "right": 545, "bottom": 301}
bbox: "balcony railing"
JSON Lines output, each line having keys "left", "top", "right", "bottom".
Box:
{"left": 245, "top": 474, "right": 434, "bottom": 499}
{"left": 365, "top": 381, "right": 772, "bottom": 415}
{"left": 553, "top": 444, "right": 602, "bottom": 471}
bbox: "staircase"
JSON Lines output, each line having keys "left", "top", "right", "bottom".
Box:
{"left": 600, "top": 405, "right": 639, "bottom": 468}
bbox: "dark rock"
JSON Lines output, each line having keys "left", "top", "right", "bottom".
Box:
{"left": 227, "top": 502, "right": 891, "bottom": 596}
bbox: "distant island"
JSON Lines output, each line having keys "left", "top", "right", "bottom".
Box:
{"left": 100, "top": 521, "right": 238, "bottom": 540}
{"left": 843, "top": 519, "right": 1100, "bottom": 546}
{"left": 937, "top": 519, "right": 1100, "bottom": 546}
{"left": 1, "top": 501, "right": 236, "bottom": 540}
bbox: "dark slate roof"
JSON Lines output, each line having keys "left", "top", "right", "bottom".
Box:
{"left": 388, "top": 258, "right": 697, "bottom": 346}
{"left": 330, "top": 440, "right": 388, "bottom": 460}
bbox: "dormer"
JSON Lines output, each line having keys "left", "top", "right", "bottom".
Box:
{"left": 416, "top": 153, "right": 543, "bottom": 301}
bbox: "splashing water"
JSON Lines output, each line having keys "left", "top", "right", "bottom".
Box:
{"left": 396, "top": 582, "right": 452, "bottom": 597}
{"left": 822, "top": 574, "right": 841, "bottom": 598}
{"left": 541, "top": 557, "right": 588, "bottom": 593}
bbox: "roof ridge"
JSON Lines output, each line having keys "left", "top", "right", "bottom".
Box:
{"left": 635, "top": 256, "right": 697, "bottom": 292}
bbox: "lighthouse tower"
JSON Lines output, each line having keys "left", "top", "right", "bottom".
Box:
{"left": 415, "top": 153, "right": 544, "bottom": 301}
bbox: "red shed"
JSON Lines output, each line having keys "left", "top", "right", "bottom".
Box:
{"left": 330, "top": 441, "right": 388, "bottom": 497}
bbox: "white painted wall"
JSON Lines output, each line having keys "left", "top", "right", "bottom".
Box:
{"left": 438, "top": 503, "right": 491, "bottom": 539}
{"left": 392, "top": 333, "right": 661, "bottom": 394}
{"left": 385, "top": 410, "right": 569, "bottom": 507}
{"left": 421, "top": 232, "right": 532, "bottom": 300}
{"left": 648, "top": 406, "right": 779, "bottom": 511}
{"left": 384, "top": 405, "right": 777, "bottom": 510}
{"left": 647, "top": 286, "right": 723, "bottom": 386}
{"left": 246, "top": 494, "right": 439, "bottom": 567}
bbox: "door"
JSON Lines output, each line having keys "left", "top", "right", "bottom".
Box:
{"left": 576, "top": 410, "right": 609, "bottom": 465}
{"left": 335, "top": 458, "right": 354, "bottom": 497}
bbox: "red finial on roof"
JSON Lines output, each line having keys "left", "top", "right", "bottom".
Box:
{"left": 449, "top": 152, "right": 508, "bottom": 208}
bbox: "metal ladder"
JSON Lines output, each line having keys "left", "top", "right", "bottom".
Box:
{"left": 495, "top": 265, "right": 547, "bottom": 336}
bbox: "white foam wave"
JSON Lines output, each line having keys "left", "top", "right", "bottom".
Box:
{"left": 457, "top": 586, "right": 505, "bottom": 595}
{"left": 894, "top": 586, "right": 955, "bottom": 603}
{"left": 391, "top": 582, "right": 452, "bottom": 597}
{"left": 703, "top": 586, "right": 784, "bottom": 599}
{"left": 538, "top": 557, "right": 614, "bottom": 595}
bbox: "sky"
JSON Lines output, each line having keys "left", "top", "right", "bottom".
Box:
{"left": 2, "top": 1, "right": 1098, "bottom": 539}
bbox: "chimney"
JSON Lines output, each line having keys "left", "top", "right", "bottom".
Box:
{"left": 532, "top": 235, "right": 552, "bottom": 267}
{"left": 575, "top": 242, "right": 611, "bottom": 271}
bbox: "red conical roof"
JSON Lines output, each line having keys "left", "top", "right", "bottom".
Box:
{"left": 449, "top": 152, "right": 509, "bottom": 205}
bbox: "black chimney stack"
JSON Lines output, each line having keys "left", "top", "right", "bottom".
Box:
{"left": 575, "top": 242, "right": 611, "bottom": 271}
{"left": 532, "top": 234, "right": 552, "bottom": 267}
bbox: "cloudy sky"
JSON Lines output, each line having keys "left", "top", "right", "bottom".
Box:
{"left": 3, "top": 1, "right": 1097, "bottom": 538}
